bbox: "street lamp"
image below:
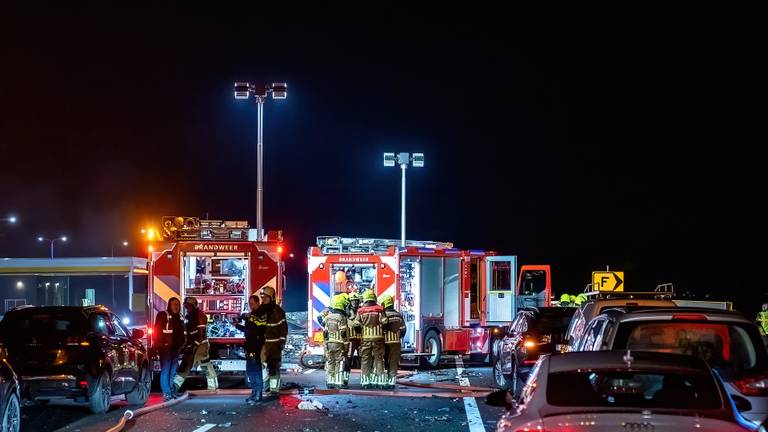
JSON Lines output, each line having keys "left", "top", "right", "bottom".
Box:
{"left": 38, "top": 236, "right": 67, "bottom": 259}
{"left": 383, "top": 152, "right": 424, "bottom": 246}
{"left": 234, "top": 81, "right": 288, "bottom": 240}
{"left": 1, "top": 216, "right": 16, "bottom": 224}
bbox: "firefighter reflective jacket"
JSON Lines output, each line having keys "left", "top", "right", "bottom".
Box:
{"left": 323, "top": 308, "right": 349, "bottom": 343}
{"left": 256, "top": 302, "right": 288, "bottom": 345}
{"left": 383, "top": 307, "right": 406, "bottom": 344}
{"left": 347, "top": 304, "right": 363, "bottom": 339}
{"left": 185, "top": 307, "right": 209, "bottom": 345}
{"left": 356, "top": 302, "right": 385, "bottom": 341}
{"left": 154, "top": 309, "right": 185, "bottom": 352}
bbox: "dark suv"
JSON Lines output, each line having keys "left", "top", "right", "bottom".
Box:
{"left": 493, "top": 307, "right": 575, "bottom": 394}
{"left": 0, "top": 305, "right": 151, "bottom": 413}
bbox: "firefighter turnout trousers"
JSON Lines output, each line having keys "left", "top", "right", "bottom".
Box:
{"left": 262, "top": 341, "right": 283, "bottom": 394}
{"left": 324, "top": 342, "right": 346, "bottom": 387}
{"left": 359, "top": 339, "right": 385, "bottom": 388}
{"left": 174, "top": 341, "right": 219, "bottom": 390}
{"left": 384, "top": 343, "right": 401, "bottom": 388}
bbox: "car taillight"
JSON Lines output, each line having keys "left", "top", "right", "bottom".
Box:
{"left": 672, "top": 314, "right": 708, "bottom": 321}
{"left": 734, "top": 374, "right": 768, "bottom": 396}
{"left": 523, "top": 340, "right": 536, "bottom": 348}
{"left": 79, "top": 380, "right": 89, "bottom": 388}
{"left": 147, "top": 327, "right": 153, "bottom": 336}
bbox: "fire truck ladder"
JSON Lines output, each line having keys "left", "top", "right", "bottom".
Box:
{"left": 316, "top": 236, "right": 454, "bottom": 254}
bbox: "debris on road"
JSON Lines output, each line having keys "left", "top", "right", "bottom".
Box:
{"left": 200, "top": 410, "right": 208, "bottom": 415}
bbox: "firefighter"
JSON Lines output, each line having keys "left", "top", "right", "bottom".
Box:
{"left": 234, "top": 294, "right": 266, "bottom": 405}
{"left": 174, "top": 297, "right": 219, "bottom": 392}
{"left": 323, "top": 294, "right": 349, "bottom": 389}
{"left": 256, "top": 286, "right": 288, "bottom": 397}
{"left": 380, "top": 294, "right": 405, "bottom": 390}
{"left": 343, "top": 291, "right": 362, "bottom": 388}
{"left": 757, "top": 303, "right": 768, "bottom": 336}
{"left": 154, "top": 297, "right": 185, "bottom": 401}
{"left": 355, "top": 289, "right": 386, "bottom": 389}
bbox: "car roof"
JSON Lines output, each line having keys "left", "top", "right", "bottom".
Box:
{"left": 548, "top": 350, "right": 712, "bottom": 374}
{"left": 5, "top": 305, "right": 112, "bottom": 316}
{"left": 603, "top": 307, "right": 750, "bottom": 323}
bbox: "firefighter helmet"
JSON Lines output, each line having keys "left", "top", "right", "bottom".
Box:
{"left": 331, "top": 294, "right": 350, "bottom": 310}
{"left": 362, "top": 289, "right": 377, "bottom": 303}
{"left": 379, "top": 294, "right": 394, "bottom": 309}
{"left": 184, "top": 296, "right": 198, "bottom": 307}
{"left": 349, "top": 291, "right": 361, "bottom": 301}
{"left": 334, "top": 271, "right": 347, "bottom": 284}
{"left": 259, "top": 286, "right": 276, "bottom": 300}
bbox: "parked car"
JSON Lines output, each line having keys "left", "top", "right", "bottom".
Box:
{"left": 564, "top": 295, "right": 677, "bottom": 350}
{"left": 492, "top": 350, "right": 754, "bottom": 431}
{"left": 493, "top": 307, "right": 575, "bottom": 393}
{"left": 0, "top": 305, "right": 151, "bottom": 413}
{"left": 0, "top": 346, "right": 20, "bottom": 432}
{"left": 572, "top": 307, "right": 768, "bottom": 426}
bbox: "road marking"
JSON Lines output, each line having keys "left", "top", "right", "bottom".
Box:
{"left": 456, "top": 356, "right": 485, "bottom": 432}
{"left": 191, "top": 424, "right": 217, "bottom": 432}
{"left": 303, "top": 368, "right": 316, "bottom": 374}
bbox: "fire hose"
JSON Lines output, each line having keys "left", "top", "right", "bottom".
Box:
{"left": 104, "top": 372, "right": 495, "bottom": 431}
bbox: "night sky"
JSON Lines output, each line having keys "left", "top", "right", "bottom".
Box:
{"left": 1, "top": 4, "right": 765, "bottom": 312}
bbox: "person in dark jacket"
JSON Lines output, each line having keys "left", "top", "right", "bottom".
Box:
{"left": 174, "top": 297, "right": 219, "bottom": 391}
{"left": 256, "top": 286, "right": 287, "bottom": 397}
{"left": 234, "top": 294, "right": 265, "bottom": 404}
{"left": 154, "top": 297, "right": 185, "bottom": 401}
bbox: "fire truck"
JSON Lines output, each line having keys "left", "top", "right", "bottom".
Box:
{"left": 305, "top": 236, "right": 551, "bottom": 368}
{"left": 146, "top": 216, "right": 285, "bottom": 373}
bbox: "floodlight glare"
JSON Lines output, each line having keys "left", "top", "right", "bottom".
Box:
{"left": 412, "top": 153, "right": 425, "bottom": 167}
{"left": 234, "top": 82, "right": 250, "bottom": 99}
{"left": 61, "top": 236, "right": 68, "bottom": 242}
{"left": 270, "top": 82, "right": 287, "bottom": 99}
{"left": 383, "top": 153, "right": 396, "bottom": 167}
{"left": 37, "top": 236, "right": 44, "bottom": 242}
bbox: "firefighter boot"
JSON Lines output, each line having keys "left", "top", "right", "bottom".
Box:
{"left": 268, "top": 375, "right": 281, "bottom": 395}
{"left": 360, "top": 374, "right": 370, "bottom": 389}
{"left": 172, "top": 375, "right": 185, "bottom": 392}
{"left": 326, "top": 372, "right": 337, "bottom": 389}
{"left": 341, "top": 371, "right": 349, "bottom": 389}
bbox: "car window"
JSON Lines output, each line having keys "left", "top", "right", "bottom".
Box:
{"left": 110, "top": 314, "right": 128, "bottom": 337}
{"left": 1, "top": 310, "right": 89, "bottom": 344}
{"left": 581, "top": 319, "right": 605, "bottom": 351}
{"left": 619, "top": 321, "right": 763, "bottom": 375}
{"left": 547, "top": 370, "right": 722, "bottom": 409}
{"left": 509, "top": 313, "right": 525, "bottom": 336}
{"left": 91, "top": 313, "right": 116, "bottom": 336}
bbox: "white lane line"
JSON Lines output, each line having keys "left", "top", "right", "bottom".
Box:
{"left": 191, "top": 424, "right": 217, "bottom": 432}
{"left": 456, "top": 356, "right": 485, "bottom": 432}
{"left": 303, "top": 368, "right": 316, "bottom": 374}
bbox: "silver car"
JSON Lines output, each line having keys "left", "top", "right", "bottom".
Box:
{"left": 495, "top": 351, "right": 753, "bottom": 432}
{"left": 572, "top": 308, "right": 768, "bottom": 426}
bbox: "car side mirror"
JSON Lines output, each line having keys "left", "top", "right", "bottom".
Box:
{"left": 131, "top": 328, "right": 145, "bottom": 340}
{"left": 732, "top": 395, "right": 752, "bottom": 412}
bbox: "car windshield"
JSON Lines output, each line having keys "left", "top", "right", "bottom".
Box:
{"left": 617, "top": 322, "right": 763, "bottom": 376}
{"left": 0, "top": 310, "right": 89, "bottom": 344}
{"left": 547, "top": 370, "right": 722, "bottom": 410}
{"left": 532, "top": 312, "right": 574, "bottom": 334}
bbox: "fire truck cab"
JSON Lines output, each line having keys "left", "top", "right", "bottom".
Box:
{"left": 306, "top": 237, "right": 551, "bottom": 368}
{"left": 147, "top": 216, "right": 285, "bottom": 374}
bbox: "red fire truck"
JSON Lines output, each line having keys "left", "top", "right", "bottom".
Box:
{"left": 305, "top": 237, "right": 551, "bottom": 368}
{"left": 146, "top": 216, "right": 285, "bottom": 373}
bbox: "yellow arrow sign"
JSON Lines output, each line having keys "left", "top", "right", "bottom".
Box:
{"left": 593, "top": 271, "right": 624, "bottom": 292}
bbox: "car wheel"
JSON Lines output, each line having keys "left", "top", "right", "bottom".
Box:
{"left": 126, "top": 365, "right": 151, "bottom": 405}
{"left": 420, "top": 331, "right": 442, "bottom": 369}
{"left": 493, "top": 357, "right": 511, "bottom": 389}
{"left": 1, "top": 392, "right": 20, "bottom": 432}
{"left": 88, "top": 371, "right": 112, "bottom": 414}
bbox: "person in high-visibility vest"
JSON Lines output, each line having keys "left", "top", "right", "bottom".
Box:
{"left": 757, "top": 303, "right": 768, "bottom": 336}
{"left": 379, "top": 294, "right": 405, "bottom": 390}
{"left": 323, "top": 294, "right": 349, "bottom": 388}
{"left": 354, "top": 289, "right": 386, "bottom": 389}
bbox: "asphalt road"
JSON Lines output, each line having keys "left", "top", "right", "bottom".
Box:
{"left": 28, "top": 365, "right": 505, "bottom": 432}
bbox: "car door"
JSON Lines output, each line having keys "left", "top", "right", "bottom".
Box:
{"left": 109, "top": 314, "right": 139, "bottom": 391}
{"left": 91, "top": 312, "right": 124, "bottom": 394}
